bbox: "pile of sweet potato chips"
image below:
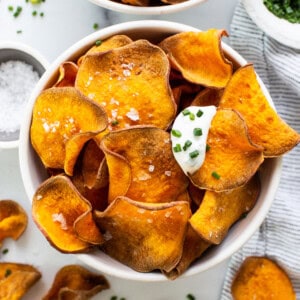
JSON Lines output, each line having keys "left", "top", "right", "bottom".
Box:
{"left": 30, "top": 29, "right": 300, "bottom": 279}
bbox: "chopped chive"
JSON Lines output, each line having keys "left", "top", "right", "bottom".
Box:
{"left": 212, "top": 171, "right": 221, "bottom": 179}
{"left": 32, "top": 10, "right": 37, "bottom": 16}
{"left": 193, "top": 128, "right": 202, "bottom": 136}
{"left": 16, "top": 30, "right": 22, "bottom": 34}
{"left": 206, "top": 144, "right": 211, "bottom": 152}
{"left": 182, "top": 109, "right": 190, "bottom": 116}
{"left": 171, "top": 129, "right": 182, "bottom": 138}
{"left": 241, "top": 212, "right": 248, "bottom": 219}
{"left": 120, "top": 298, "right": 126, "bottom": 300}
{"left": 173, "top": 144, "right": 182, "bottom": 153}
{"left": 111, "top": 120, "right": 119, "bottom": 126}
{"left": 8, "top": 5, "right": 14, "bottom": 11}
{"left": 95, "top": 39, "right": 102, "bottom": 46}
{"left": 189, "top": 113, "right": 195, "bottom": 121}
{"left": 196, "top": 109, "right": 203, "bottom": 117}
{"left": 5, "top": 269, "right": 12, "bottom": 278}
{"left": 30, "top": 0, "right": 42, "bottom": 3}
{"left": 189, "top": 150, "right": 199, "bottom": 159}
{"left": 93, "top": 23, "right": 99, "bottom": 30}
{"left": 183, "top": 140, "right": 192, "bottom": 151}
{"left": 110, "top": 296, "right": 118, "bottom": 300}
{"left": 40, "top": 12, "right": 44, "bottom": 17}
{"left": 2, "top": 248, "right": 9, "bottom": 254}
{"left": 186, "top": 293, "right": 196, "bottom": 300}
{"left": 13, "top": 6, "right": 23, "bottom": 17}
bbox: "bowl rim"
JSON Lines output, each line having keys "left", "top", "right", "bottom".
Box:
{"left": 19, "top": 20, "right": 282, "bottom": 282}
{"left": 0, "top": 41, "right": 49, "bottom": 150}
{"left": 88, "top": 0, "right": 207, "bottom": 15}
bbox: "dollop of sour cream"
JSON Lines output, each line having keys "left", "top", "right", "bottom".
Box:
{"left": 171, "top": 105, "right": 217, "bottom": 175}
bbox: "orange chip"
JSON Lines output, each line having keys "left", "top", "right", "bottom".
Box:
{"left": 164, "top": 224, "right": 211, "bottom": 280}
{"left": 31, "top": 87, "right": 107, "bottom": 176}
{"left": 95, "top": 196, "right": 191, "bottom": 273}
{"left": 0, "top": 262, "right": 41, "bottom": 300}
{"left": 159, "top": 30, "right": 233, "bottom": 88}
{"left": 32, "top": 175, "right": 104, "bottom": 253}
{"left": 43, "top": 265, "right": 109, "bottom": 300}
{"left": 101, "top": 127, "right": 189, "bottom": 204}
{"left": 189, "top": 174, "right": 260, "bottom": 244}
{"left": 231, "top": 257, "right": 296, "bottom": 300}
{"left": 0, "top": 200, "right": 28, "bottom": 247}
{"left": 191, "top": 88, "right": 224, "bottom": 107}
{"left": 54, "top": 62, "right": 78, "bottom": 88}
{"left": 77, "top": 35, "right": 133, "bottom": 66}
{"left": 75, "top": 39, "right": 176, "bottom": 130}
{"left": 189, "top": 109, "right": 264, "bottom": 191}
{"left": 120, "top": 0, "right": 149, "bottom": 6}
{"left": 219, "top": 64, "right": 300, "bottom": 156}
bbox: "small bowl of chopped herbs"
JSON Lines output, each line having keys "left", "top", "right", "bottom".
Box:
{"left": 243, "top": 0, "right": 300, "bottom": 49}
{"left": 0, "top": 41, "right": 49, "bottom": 149}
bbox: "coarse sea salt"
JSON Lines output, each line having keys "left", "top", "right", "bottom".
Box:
{"left": 0, "top": 60, "right": 39, "bottom": 134}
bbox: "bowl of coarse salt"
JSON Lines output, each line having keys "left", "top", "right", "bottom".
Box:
{"left": 0, "top": 41, "right": 49, "bottom": 149}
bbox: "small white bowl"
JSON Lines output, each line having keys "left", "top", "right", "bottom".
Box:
{"left": 243, "top": 0, "right": 300, "bottom": 49}
{"left": 0, "top": 42, "right": 49, "bottom": 149}
{"left": 19, "top": 20, "right": 282, "bottom": 281}
{"left": 88, "top": 0, "right": 207, "bottom": 15}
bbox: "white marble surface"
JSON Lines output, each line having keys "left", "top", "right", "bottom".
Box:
{"left": 0, "top": 0, "right": 238, "bottom": 299}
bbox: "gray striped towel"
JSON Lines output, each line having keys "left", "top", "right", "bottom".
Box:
{"left": 221, "top": 1, "right": 300, "bottom": 299}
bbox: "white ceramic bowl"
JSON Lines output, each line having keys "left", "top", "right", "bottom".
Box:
{"left": 0, "top": 41, "right": 49, "bottom": 149}
{"left": 88, "top": 0, "right": 206, "bottom": 15}
{"left": 19, "top": 20, "right": 282, "bottom": 281}
{"left": 243, "top": 0, "right": 300, "bottom": 49}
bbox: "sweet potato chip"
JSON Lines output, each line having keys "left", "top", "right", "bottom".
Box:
{"left": 159, "top": 30, "right": 233, "bottom": 88}
{"left": 164, "top": 224, "right": 211, "bottom": 280}
{"left": 191, "top": 88, "right": 224, "bottom": 107}
{"left": 32, "top": 175, "right": 103, "bottom": 253}
{"left": 43, "top": 265, "right": 109, "bottom": 300}
{"left": 94, "top": 196, "right": 191, "bottom": 273}
{"left": 54, "top": 62, "right": 78, "bottom": 88}
{"left": 219, "top": 64, "right": 300, "bottom": 156}
{"left": 77, "top": 35, "right": 133, "bottom": 66}
{"left": 189, "top": 109, "right": 264, "bottom": 191}
{"left": 31, "top": 87, "right": 107, "bottom": 176}
{"left": 190, "top": 174, "right": 260, "bottom": 244}
{"left": 0, "top": 200, "right": 28, "bottom": 247}
{"left": 101, "top": 127, "right": 189, "bottom": 204}
{"left": 231, "top": 257, "right": 296, "bottom": 300}
{"left": 75, "top": 39, "right": 176, "bottom": 130}
{"left": 121, "top": 0, "right": 149, "bottom": 6}
{"left": 0, "top": 262, "right": 41, "bottom": 300}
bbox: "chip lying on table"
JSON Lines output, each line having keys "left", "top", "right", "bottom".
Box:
{"left": 30, "top": 29, "right": 300, "bottom": 279}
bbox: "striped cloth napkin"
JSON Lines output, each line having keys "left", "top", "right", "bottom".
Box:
{"left": 221, "top": 1, "right": 300, "bottom": 299}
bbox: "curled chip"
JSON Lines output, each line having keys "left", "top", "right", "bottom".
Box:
{"left": 0, "top": 262, "right": 41, "bottom": 300}
{"left": 164, "top": 224, "right": 211, "bottom": 280}
{"left": 191, "top": 88, "right": 224, "bottom": 107}
{"left": 0, "top": 200, "right": 28, "bottom": 247}
{"left": 190, "top": 174, "right": 260, "bottom": 244}
{"left": 54, "top": 62, "right": 78, "bottom": 87}
{"left": 77, "top": 35, "right": 133, "bottom": 65}
{"left": 75, "top": 39, "right": 176, "bottom": 130}
{"left": 219, "top": 64, "right": 300, "bottom": 157}
{"left": 101, "top": 127, "right": 189, "bottom": 204}
{"left": 189, "top": 109, "right": 264, "bottom": 192}
{"left": 94, "top": 196, "right": 191, "bottom": 273}
{"left": 43, "top": 265, "right": 109, "bottom": 300}
{"left": 159, "top": 30, "right": 233, "bottom": 88}
{"left": 32, "top": 175, "right": 104, "bottom": 253}
{"left": 30, "top": 87, "right": 107, "bottom": 176}
{"left": 231, "top": 257, "right": 296, "bottom": 300}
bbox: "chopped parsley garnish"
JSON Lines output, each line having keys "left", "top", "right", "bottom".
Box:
{"left": 186, "top": 293, "right": 196, "bottom": 300}
{"left": 183, "top": 140, "right": 192, "bottom": 151}
{"left": 95, "top": 39, "right": 102, "bottom": 46}
{"left": 263, "top": 0, "right": 300, "bottom": 23}
{"left": 193, "top": 128, "right": 202, "bottom": 136}
{"left": 212, "top": 171, "right": 221, "bottom": 179}
{"left": 189, "top": 150, "right": 200, "bottom": 159}
{"left": 171, "top": 129, "right": 182, "bottom": 138}
{"left": 182, "top": 109, "right": 190, "bottom": 116}
{"left": 196, "top": 109, "right": 203, "bottom": 117}
{"left": 173, "top": 144, "right": 182, "bottom": 153}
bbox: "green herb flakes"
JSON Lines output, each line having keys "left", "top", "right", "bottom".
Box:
{"left": 182, "top": 109, "right": 190, "bottom": 116}
{"left": 95, "top": 39, "right": 102, "bottom": 46}
{"left": 212, "top": 171, "right": 221, "bottom": 179}
{"left": 189, "top": 150, "right": 200, "bottom": 159}
{"left": 186, "top": 293, "right": 196, "bottom": 300}
{"left": 2, "top": 248, "right": 9, "bottom": 254}
{"left": 193, "top": 128, "right": 202, "bottom": 136}
{"left": 171, "top": 129, "right": 182, "bottom": 138}
{"left": 173, "top": 144, "right": 182, "bottom": 153}
{"left": 183, "top": 140, "right": 192, "bottom": 151}
{"left": 93, "top": 23, "right": 99, "bottom": 30}
{"left": 196, "top": 109, "right": 203, "bottom": 117}
{"left": 5, "top": 269, "right": 12, "bottom": 278}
